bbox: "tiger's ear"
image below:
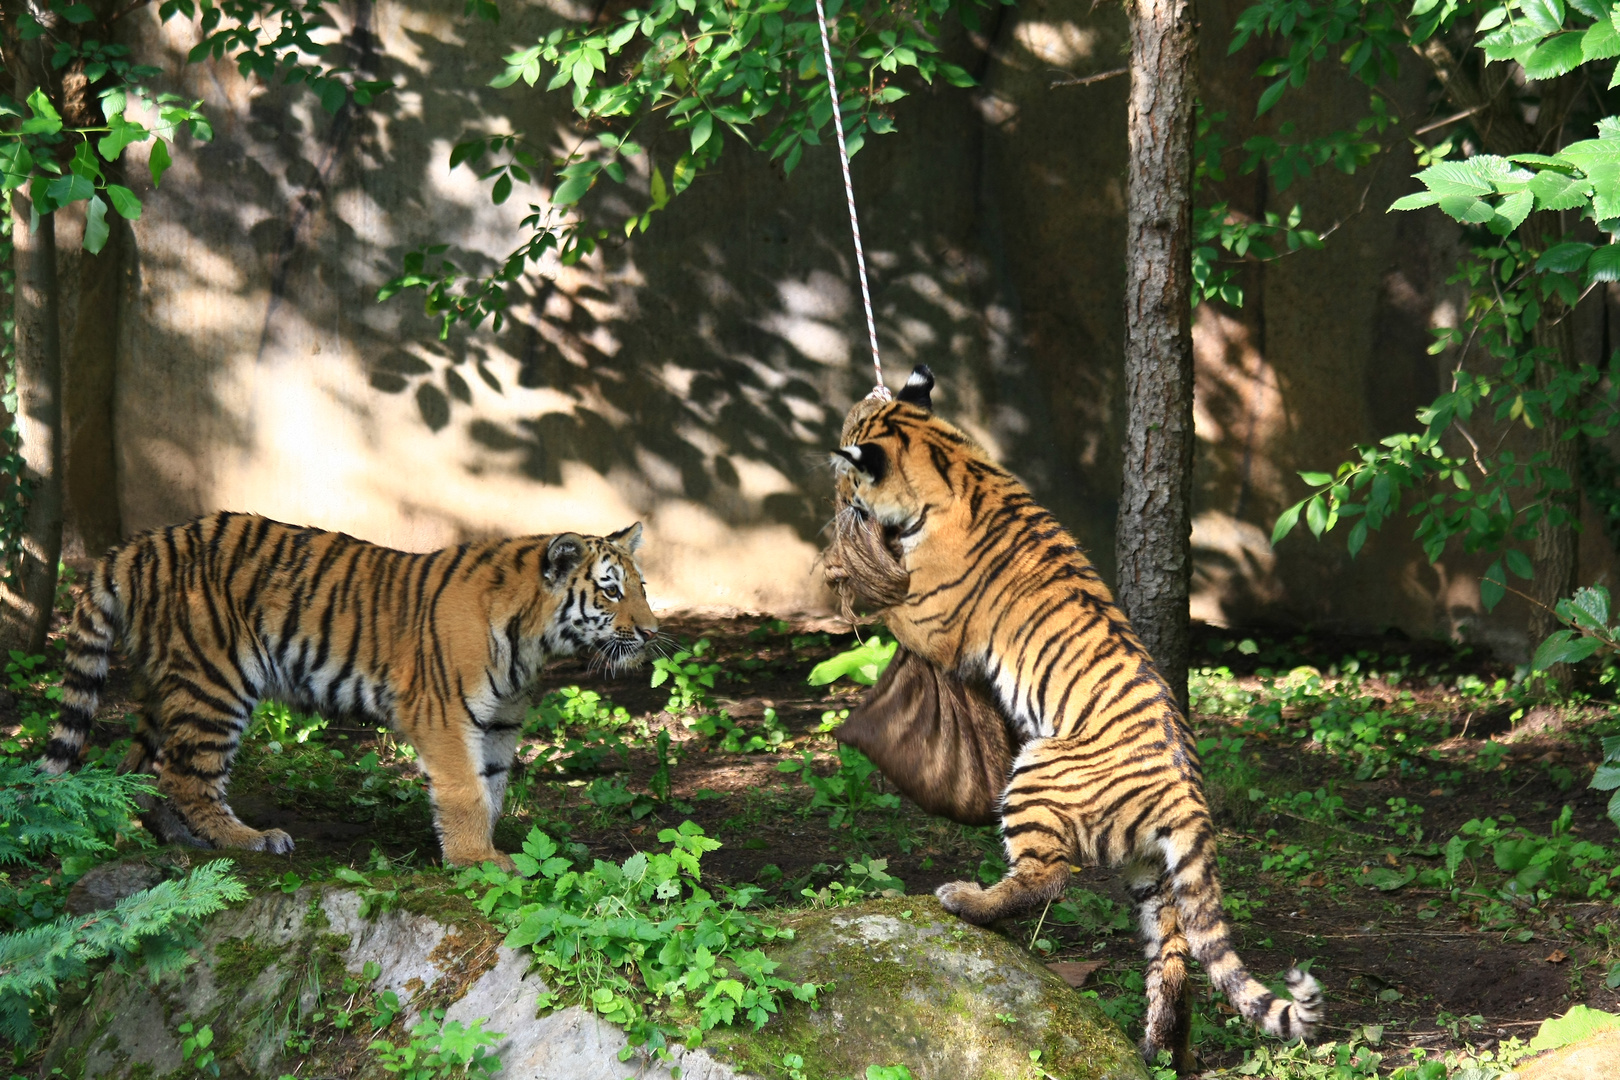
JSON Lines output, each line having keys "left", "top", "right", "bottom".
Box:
{"left": 896, "top": 363, "right": 934, "bottom": 411}
{"left": 607, "top": 522, "right": 644, "bottom": 553}
{"left": 832, "top": 442, "right": 889, "bottom": 484}
{"left": 544, "top": 533, "right": 586, "bottom": 586}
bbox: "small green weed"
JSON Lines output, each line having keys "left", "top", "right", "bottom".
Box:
{"left": 798, "top": 856, "right": 905, "bottom": 907}
{"left": 457, "top": 822, "right": 819, "bottom": 1062}
{"left": 369, "top": 1009, "right": 503, "bottom": 1080}
{"left": 806, "top": 637, "right": 896, "bottom": 687}
{"left": 777, "top": 746, "right": 901, "bottom": 830}
{"left": 651, "top": 639, "right": 720, "bottom": 713}
{"left": 177, "top": 1021, "right": 218, "bottom": 1077}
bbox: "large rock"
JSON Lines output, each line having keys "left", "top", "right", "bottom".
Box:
{"left": 708, "top": 897, "right": 1148, "bottom": 1080}
{"left": 42, "top": 886, "right": 1144, "bottom": 1080}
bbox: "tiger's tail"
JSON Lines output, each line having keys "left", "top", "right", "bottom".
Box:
{"left": 39, "top": 563, "right": 124, "bottom": 774}
{"left": 1172, "top": 832, "right": 1324, "bottom": 1041}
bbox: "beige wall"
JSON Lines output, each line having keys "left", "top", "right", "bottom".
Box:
{"left": 93, "top": 0, "right": 1610, "bottom": 653}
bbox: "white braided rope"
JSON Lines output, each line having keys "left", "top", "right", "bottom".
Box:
{"left": 813, "top": 0, "right": 890, "bottom": 402}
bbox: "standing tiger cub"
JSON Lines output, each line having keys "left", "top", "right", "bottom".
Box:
{"left": 828, "top": 366, "right": 1322, "bottom": 1066}
{"left": 39, "top": 512, "right": 657, "bottom": 869}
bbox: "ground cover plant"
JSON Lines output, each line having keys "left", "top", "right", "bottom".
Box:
{"left": 5, "top": 606, "right": 1620, "bottom": 1078}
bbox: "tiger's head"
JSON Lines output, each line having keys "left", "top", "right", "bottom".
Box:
{"left": 541, "top": 523, "right": 659, "bottom": 674}
{"left": 830, "top": 364, "right": 985, "bottom": 550}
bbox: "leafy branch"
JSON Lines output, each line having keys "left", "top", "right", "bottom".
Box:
{"left": 378, "top": 0, "right": 994, "bottom": 335}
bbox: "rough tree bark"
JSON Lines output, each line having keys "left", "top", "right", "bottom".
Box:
{"left": 1118, "top": 0, "right": 1198, "bottom": 713}
{"left": 1, "top": 193, "right": 63, "bottom": 656}
{"left": 0, "top": 6, "right": 64, "bottom": 654}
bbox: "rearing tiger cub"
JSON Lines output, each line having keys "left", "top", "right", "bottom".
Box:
{"left": 40, "top": 512, "right": 657, "bottom": 869}
{"left": 828, "top": 366, "right": 1321, "bottom": 1064}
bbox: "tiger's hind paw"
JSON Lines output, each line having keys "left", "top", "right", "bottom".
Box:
{"left": 140, "top": 802, "right": 212, "bottom": 850}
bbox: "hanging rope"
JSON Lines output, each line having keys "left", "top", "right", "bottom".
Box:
{"left": 812, "top": 0, "right": 890, "bottom": 402}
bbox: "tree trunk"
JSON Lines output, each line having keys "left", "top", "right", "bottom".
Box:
{"left": 1529, "top": 317, "right": 1579, "bottom": 678}
{"left": 1, "top": 196, "right": 63, "bottom": 655}
{"left": 1118, "top": 0, "right": 1198, "bottom": 718}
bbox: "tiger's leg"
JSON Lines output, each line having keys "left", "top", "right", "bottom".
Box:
{"left": 116, "top": 704, "right": 206, "bottom": 849}
{"left": 153, "top": 680, "right": 292, "bottom": 854}
{"left": 1125, "top": 857, "right": 1196, "bottom": 1073}
{"left": 936, "top": 735, "right": 1075, "bottom": 923}
{"left": 405, "top": 706, "right": 516, "bottom": 871}
{"left": 478, "top": 716, "right": 524, "bottom": 836}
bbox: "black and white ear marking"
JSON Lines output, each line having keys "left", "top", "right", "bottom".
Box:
{"left": 832, "top": 441, "right": 889, "bottom": 483}
{"left": 896, "top": 363, "right": 934, "bottom": 410}
{"left": 544, "top": 533, "right": 586, "bottom": 586}
{"left": 607, "top": 522, "right": 644, "bottom": 553}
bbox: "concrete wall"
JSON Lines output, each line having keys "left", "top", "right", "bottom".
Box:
{"left": 83, "top": 0, "right": 1612, "bottom": 650}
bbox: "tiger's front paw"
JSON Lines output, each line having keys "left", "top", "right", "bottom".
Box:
{"left": 936, "top": 880, "right": 991, "bottom": 923}
{"left": 443, "top": 848, "right": 516, "bottom": 872}
{"left": 255, "top": 829, "right": 295, "bottom": 855}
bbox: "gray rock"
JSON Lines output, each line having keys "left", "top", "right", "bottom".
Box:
{"left": 42, "top": 888, "right": 1142, "bottom": 1080}
{"left": 63, "top": 862, "right": 167, "bottom": 915}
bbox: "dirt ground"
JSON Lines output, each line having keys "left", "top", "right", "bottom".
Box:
{"left": 16, "top": 610, "right": 1620, "bottom": 1075}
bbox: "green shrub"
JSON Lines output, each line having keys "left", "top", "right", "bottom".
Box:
{"left": 456, "top": 821, "right": 818, "bottom": 1062}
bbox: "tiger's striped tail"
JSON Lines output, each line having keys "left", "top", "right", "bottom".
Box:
{"left": 39, "top": 566, "right": 123, "bottom": 774}
{"left": 1173, "top": 837, "right": 1324, "bottom": 1041}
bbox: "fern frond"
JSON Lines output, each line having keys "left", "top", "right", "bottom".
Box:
{"left": 0, "top": 858, "right": 247, "bottom": 1049}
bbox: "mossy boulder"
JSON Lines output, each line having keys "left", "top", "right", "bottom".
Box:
{"left": 708, "top": 897, "right": 1147, "bottom": 1080}
{"left": 41, "top": 884, "right": 1143, "bottom": 1080}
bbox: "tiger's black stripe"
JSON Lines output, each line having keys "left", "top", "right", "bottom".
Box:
{"left": 830, "top": 371, "right": 1323, "bottom": 1065}
{"left": 40, "top": 512, "right": 656, "bottom": 869}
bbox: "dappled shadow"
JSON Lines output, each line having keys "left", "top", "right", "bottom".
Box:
{"left": 111, "top": 0, "right": 1131, "bottom": 611}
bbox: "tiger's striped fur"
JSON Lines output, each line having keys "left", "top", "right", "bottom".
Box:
{"left": 830, "top": 365, "right": 1322, "bottom": 1063}
{"left": 40, "top": 512, "right": 657, "bottom": 869}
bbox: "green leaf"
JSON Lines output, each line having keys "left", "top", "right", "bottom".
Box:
{"left": 672, "top": 154, "right": 697, "bottom": 195}
{"left": 1538, "top": 241, "right": 1596, "bottom": 272}
{"left": 806, "top": 638, "right": 897, "bottom": 686}
{"left": 1504, "top": 548, "right": 1533, "bottom": 579}
{"left": 0, "top": 142, "right": 34, "bottom": 192}
{"left": 1256, "top": 78, "right": 1288, "bottom": 117}
{"left": 551, "top": 173, "right": 591, "bottom": 205}
{"left": 1567, "top": 584, "right": 1610, "bottom": 629}
{"left": 1531, "top": 629, "right": 1602, "bottom": 671}
{"left": 1524, "top": 32, "right": 1587, "bottom": 80}
{"left": 689, "top": 112, "right": 714, "bottom": 154}
{"left": 1528, "top": 1006, "right": 1620, "bottom": 1054}
{"left": 1270, "top": 501, "right": 1304, "bottom": 545}
{"left": 1436, "top": 195, "right": 1497, "bottom": 224}
{"left": 58, "top": 3, "right": 95, "bottom": 23}
{"left": 45, "top": 172, "right": 94, "bottom": 206}
{"left": 1298, "top": 471, "right": 1333, "bottom": 486}
{"left": 1589, "top": 245, "right": 1620, "bottom": 283}
{"left": 1584, "top": 16, "right": 1620, "bottom": 60}
{"left": 21, "top": 87, "right": 61, "bottom": 135}
{"left": 1304, "top": 495, "right": 1328, "bottom": 537}
{"left": 1590, "top": 763, "right": 1620, "bottom": 791}
{"left": 1346, "top": 518, "right": 1369, "bottom": 558}
{"left": 149, "top": 140, "right": 172, "bottom": 188}
{"left": 1492, "top": 188, "right": 1535, "bottom": 232}
{"left": 1529, "top": 168, "right": 1592, "bottom": 211}
{"left": 1480, "top": 560, "right": 1507, "bottom": 611}
{"left": 106, "top": 184, "right": 141, "bottom": 220}
{"left": 1390, "top": 191, "right": 1440, "bottom": 211}
{"left": 1356, "top": 865, "right": 1416, "bottom": 891}
{"left": 1520, "top": 0, "right": 1567, "bottom": 37}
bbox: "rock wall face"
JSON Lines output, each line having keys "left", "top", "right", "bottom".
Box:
{"left": 42, "top": 882, "right": 1144, "bottom": 1080}
{"left": 92, "top": 0, "right": 1612, "bottom": 648}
